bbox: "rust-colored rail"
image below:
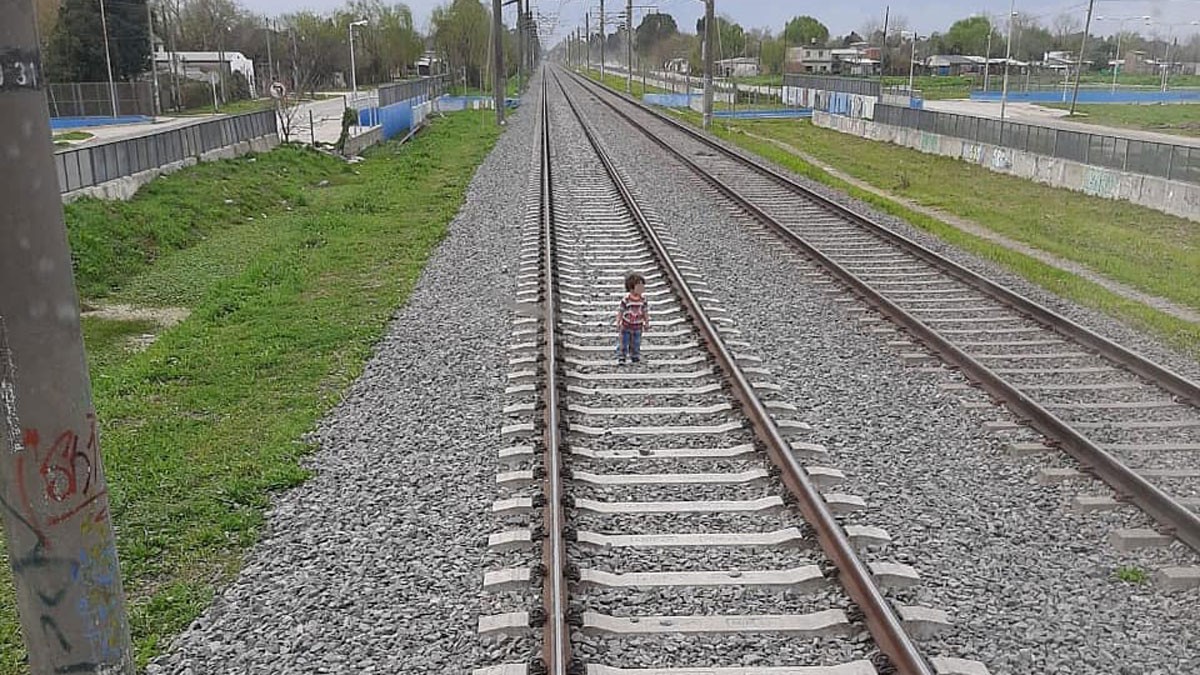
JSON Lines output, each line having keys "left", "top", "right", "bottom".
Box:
{"left": 551, "top": 68, "right": 936, "bottom": 675}
{"left": 537, "top": 72, "right": 573, "bottom": 675}
{"left": 566, "top": 69, "right": 1200, "bottom": 555}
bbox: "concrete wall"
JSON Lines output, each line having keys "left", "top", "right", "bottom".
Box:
{"left": 813, "top": 111, "right": 1200, "bottom": 222}
{"left": 343, "top": 126, "right": 383, "bottom": 156}
{"left": 61, "top": 134, "right": 279, "bottom": 203}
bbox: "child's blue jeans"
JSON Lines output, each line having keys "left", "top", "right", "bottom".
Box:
{"left": 618, "top": 328, "right": 643, "bottom": 360}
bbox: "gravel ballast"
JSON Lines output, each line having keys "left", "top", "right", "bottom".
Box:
{"left": 570, "top": 76, "right": 1200, "bottom": 674}
{"left": 146, "top": 109, "right": 534, "bottom": 673}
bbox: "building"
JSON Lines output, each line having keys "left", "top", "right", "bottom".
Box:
{"left": 715, "top": 57, "right": 760, "bottom": 78}
{"left": 154, "top": 50, "right": 257, "bottom": 94}
{"left": 664, "top": 58, "right": 689, "bottom": 73}
{"left": 831, "top": 48, "right": 880, "bottom": 76}
{"left": 786, "top": 46, "right": 833, "bottom": 74}
{"left": 924, "top": 54, "right": 983, "bottom": 76}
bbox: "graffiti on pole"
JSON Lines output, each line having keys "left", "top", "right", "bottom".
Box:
{"left": 0, "top": 318, "right": 130, "bottom": 671}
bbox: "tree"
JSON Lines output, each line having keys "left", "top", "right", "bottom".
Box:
{"left": 943, "top": 15, "right": 995, "bottom": 56}
{"left": 782, "top": 15, "right": 828, "bottom": 48}
{"left": 431, "top": 0, "right": 490, "bottom": 91}
{"left": 45, "top": 0, "right": 150, "bottom": 82}
{"left": 635, "top": 12, "right": 677, "bottom": 57}
{"left": 696, "top": 15, "right": 745, "bottom": 59}
{"left": 347, "top": 0, "right": 424, "bottom": 83}
{"left": 760, "top": 37, "right": 784, "bottom": 74}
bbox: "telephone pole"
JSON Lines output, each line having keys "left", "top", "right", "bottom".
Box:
{"left": 1069, "top": 0, "right": 1096, "bottom": 116}
{"left": 626, "top": 0, "right": 633, "bottom": 93}
{"left": 492, "top": 0, "right": 505, "bottom": 124}
{"left": 585, "top": 12, "right": 590, "bottom": 71}
{"left": 1, "top": 4, "right": 135, "bottom": 674}
{"left": 702, "top": 0, "right": 714, "bottom": 129}
{"left": 600, "top": 0, "right": 606, "bottom": 81}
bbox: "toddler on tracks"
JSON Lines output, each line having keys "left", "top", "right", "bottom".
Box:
{"left": 616, "top": 272, "right": 650, "bottom": 364}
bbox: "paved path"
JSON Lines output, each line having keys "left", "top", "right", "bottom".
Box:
{"left": 925, "top": 99, "right": 1200, "bottom": 148}
{"left": 738, "top": 128, "right": 1200, "bottom": 325}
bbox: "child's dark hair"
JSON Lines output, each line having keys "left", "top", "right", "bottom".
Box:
{"left": 625, "top": 272, "right": 645, "bottom": 292}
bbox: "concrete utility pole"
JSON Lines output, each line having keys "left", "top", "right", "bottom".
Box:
{"left": 626, "top": 0, "right": 633, "bottom": 93}
{"left": 265, "top": 19, "right": 275, "bottom": 91}
{"left": 0, "top": 5, "right": 136, "bottom": 674}
{"left": 600, "top": 0, "right": 606, "bottom": 81}
{"left": 98, "top": 0, "right": 119, "bottom": 115}
{"left": 585, "top": 12, "right": 590, "bottom": 71}
{"left": 999, "top": 0, "right": 1016, "bottom": 143}
{"left": 147, "top": 1, "right": 162, "bottom": 115}
{"left": 492, "top": 0, "right": 505, "bottom": 124}
{"left": 1069, "top": 0, "right": 1096, "bottom": 116}
{"left": 702, "top": 0, "right": 714, "bottom": 129}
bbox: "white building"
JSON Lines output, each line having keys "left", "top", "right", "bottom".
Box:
{"left": 155, "top": 50, "right": 257, "bottom": 93}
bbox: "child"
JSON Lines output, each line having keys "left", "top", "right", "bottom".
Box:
{"left": 616, "top": 272, "right": 650, "bottom": 364}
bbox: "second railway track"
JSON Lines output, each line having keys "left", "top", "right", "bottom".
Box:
{"left": 473, "top": 69, "right": 989, "bottom": 675}
{"left": 560, "top": 68, "right": 1200, "bottom": 564}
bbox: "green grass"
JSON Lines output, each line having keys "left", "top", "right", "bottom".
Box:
{"left": 0, "top": 110, "right": 501, "bottom": 673}
{"left": 64, "top": 148, "right": 334, "bottom": 299}
{"left": 1044, "top": 102, "right": 1200, "bottom": 138}
{"left": 1115, "top": 566, "right": 1148, "bottom": 584}
{"left": 584, "top": 68, "right": 668, "bottom": 98}
{"left": 53, "top": 130, "right": 94, "bottom": 142}
{"left": 660, "top": 108, "right": 1200, "bottom": 355}
{"left": 173, "top": 97, "right": 276, "bottom": 116}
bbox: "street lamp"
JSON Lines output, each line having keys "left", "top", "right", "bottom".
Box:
{"left": 1096, "top": 15, "right": 1151, "bottom": 93}
{"left": 349, "top": 18, "right": 368, "bottom": 98}
{"left": 901, "top": 31, "right": 922, "bottom": 93}
{"left": 999, "top": 3, "right": 1018, "bottom": 141}
{"left": 1147, "top": 20, "right": 1200, "bottom": 91}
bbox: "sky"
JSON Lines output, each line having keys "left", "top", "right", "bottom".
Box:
{"left": 236, "top": 0, "right": 1200, "bottom": 43}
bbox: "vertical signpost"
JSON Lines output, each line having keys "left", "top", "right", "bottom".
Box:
{"left": 0, "top": 3, "right": 135, "bottom": 674}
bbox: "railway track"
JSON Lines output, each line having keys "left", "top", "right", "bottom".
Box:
{"left": 562, "top": 68, "right": 1200, "bottom": 578}
{"left": 473, "top": 71, "right": 988, "bottom": 675}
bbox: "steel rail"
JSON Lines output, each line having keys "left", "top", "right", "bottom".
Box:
{"left": 570, "top": 71, "right": 1200, "bottom": 411}
{"left": 537, "top": 72, "right": 573, "bottom": 675}
{"left": 564, "top": 69, "right": 1200, "bottom": 554}
{"left": 550, "top": 69, "right": 937, "bottom": 675}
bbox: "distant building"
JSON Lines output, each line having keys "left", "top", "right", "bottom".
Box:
{"left": 831, "top": 48, "right": 879, "bottom": 76}
{"left": 417, "top": 53, "right": 443, "bottom": 77}
{"left": 786, "top": 46, "right": 833, "bottom": 74}
{"left": 925, "top": 55, "right": 982, "bottom": 76}
{"left": 664, "top": 58, "right": 689, "bottom": 73}
{"left": 715, "top": 57, "right": 760, "bottom": 78}
{"left": 154, "top": 50, "right": 256, "bottom": 93}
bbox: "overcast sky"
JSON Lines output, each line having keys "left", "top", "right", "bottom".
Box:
{"left": 237, "top": 0, "right": 1200, "bottom": 42}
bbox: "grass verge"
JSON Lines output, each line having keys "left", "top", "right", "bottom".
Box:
{"left": 0, "top": 110, "right": 501, "bottom": 673}
{"left": 659, "top": 109, "right": 1200, "bottom": 355}
{"left": 1044, "top": 102, "right": 1200, "bottom": 138}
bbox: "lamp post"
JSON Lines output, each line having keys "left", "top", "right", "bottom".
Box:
{"left": 901, "top": 31, "right": 921, "bottom": 93}
{"left": 98, "top": 0, "right": 119, "bottom": 115}
{"left": 349, "top": 19, "right": 368, "bottom": 99}
{"left": 999, "top": 2, "right": 1017, "bottom": 142}
{"left": 1148, "top": 20, "right": 1199, "bottom": 91}
{"left": 1096, "top": 15, "right": 1151, "bottom": 93}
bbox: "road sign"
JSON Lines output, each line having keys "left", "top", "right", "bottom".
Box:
{"left": 269, "top": 81, "right": 287, "bottom": 99}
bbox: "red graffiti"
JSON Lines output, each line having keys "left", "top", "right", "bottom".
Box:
{"left": 14, "top": 413, "right": 108, "bottom": 543}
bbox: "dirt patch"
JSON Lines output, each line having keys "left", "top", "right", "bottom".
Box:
{"left": 82, "top": 303, "right": 191, "bottom": 327}
{"left": 82, "top": 303, "right": 192, "bottom": 352}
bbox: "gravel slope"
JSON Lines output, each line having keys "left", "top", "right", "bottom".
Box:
{"left": 571, "top": 78, "right": 1200, "bottom": 674}
{"left": 146, "top": 108, "right": 533, "bottom": 674}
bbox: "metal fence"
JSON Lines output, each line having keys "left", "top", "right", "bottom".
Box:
{"left": 783, "top": 74, "right": 880, "bottom": 98}
{"left": 47, "top": 82, "right": 155, "bottom": 118}
{"left": 378, "top": 75, "right": 449, "bottom": 107}
{"left": 55, "top": 109, "right": 278, "bottom": 194}
{"left": 874, "top": 103, "right": 1200, "bottom": 185}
